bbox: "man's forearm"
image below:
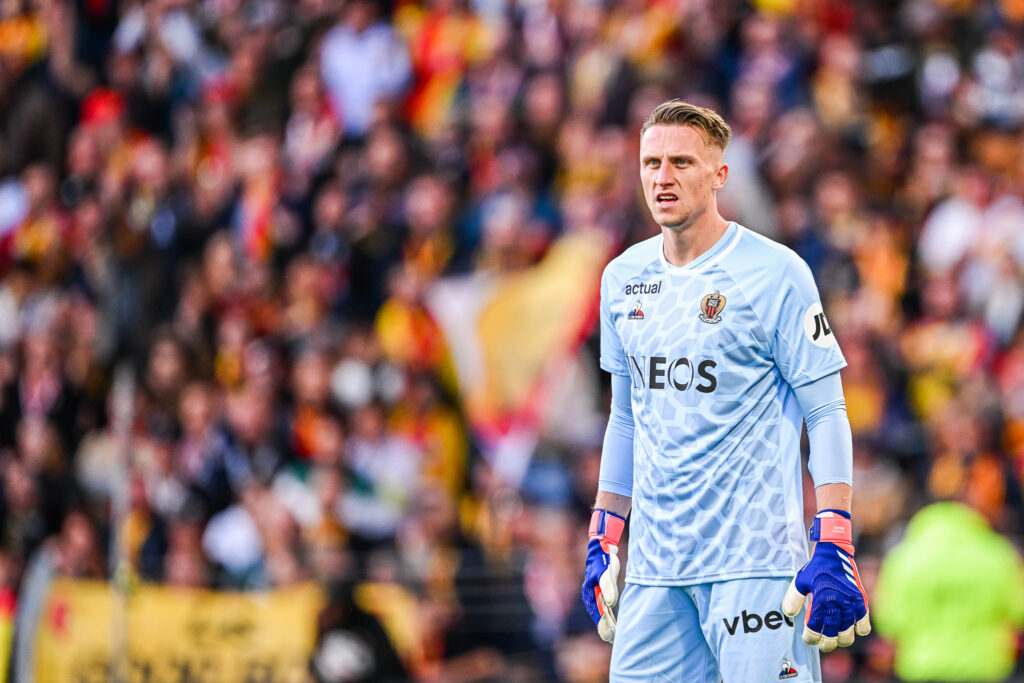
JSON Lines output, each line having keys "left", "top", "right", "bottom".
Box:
{"left": 815, "top": 482, "right": 851, "bottom": 514}
{"left": 599, "top": 373, "right": 636, "bottom": 498}
{"left": 793, "top": 373, "right": 854, "bottom": 491}
{"left": 595, "top": 491, "right": 632, "bottom": 517}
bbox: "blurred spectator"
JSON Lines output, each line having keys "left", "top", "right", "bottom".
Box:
{"left": 320, "top": 0, "right": 411, "bottom": 138}
{"left": 874, "top": 502, "right": 1024, "bottom": 681}
{"left": 311, "top": 580, "right": 408, "bottom": 683}
{"left": 12, "top": 510, "right": 101, "bottom": 682}
{"left": 339, "top": 401, "right": 421, "bottom": 544}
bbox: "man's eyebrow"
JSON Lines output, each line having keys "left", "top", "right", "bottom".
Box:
{"left": 641, "top": 153, "right": 698, "bottom": 164}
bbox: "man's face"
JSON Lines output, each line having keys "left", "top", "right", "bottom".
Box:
{"left": 640, "top": 124, "right": 728, "bottom": 231}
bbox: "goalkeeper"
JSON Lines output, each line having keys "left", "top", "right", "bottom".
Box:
{"left": 581, "top": 100, "right": 870, "bottom": 682}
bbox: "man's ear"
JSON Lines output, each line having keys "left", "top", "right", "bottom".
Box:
{"left": 713, "top": 162, "right": 729, "bottom": 191}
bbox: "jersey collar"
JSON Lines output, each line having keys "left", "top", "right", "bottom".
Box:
{"left": 658, "top": 222, "right": 743, "bottom": 276}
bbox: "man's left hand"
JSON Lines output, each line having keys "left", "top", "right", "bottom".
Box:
{"left": 781, "top": 510, "right": 871, "bottom": 652}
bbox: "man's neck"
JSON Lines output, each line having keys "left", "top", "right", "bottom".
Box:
{"left": 661, "top": 213, "right": 730, "bottom": 267}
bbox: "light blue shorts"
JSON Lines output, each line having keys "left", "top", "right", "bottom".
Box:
{"left": 610, "top": 577, "right": 821, "bottom": 683}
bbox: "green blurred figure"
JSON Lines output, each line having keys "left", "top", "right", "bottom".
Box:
{"left": 874, "top": 502, "right": 1024, "bottom": 681}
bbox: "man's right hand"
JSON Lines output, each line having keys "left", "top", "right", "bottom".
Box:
{"left": 581, "top": 509, "right": 625, "bottom": 643}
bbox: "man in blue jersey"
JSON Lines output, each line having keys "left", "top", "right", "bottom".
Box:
{"left": 581, "top": 100, "right": 870, "bottom": 682}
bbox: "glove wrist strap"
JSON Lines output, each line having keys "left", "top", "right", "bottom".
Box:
{"left": 589, "top": 509, "right": 625, "bottom": 552}
{"left": 810, "top": 509, "right": 854, "bottom": 555}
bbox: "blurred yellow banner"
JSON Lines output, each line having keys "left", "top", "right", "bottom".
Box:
{"left": 34, "top": 579, "right": 323, "bottom": 683}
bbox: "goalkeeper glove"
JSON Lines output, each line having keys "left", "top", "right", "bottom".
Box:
{"left": 581, "top": 509, "right": 625, "bottom": 643}
{"left": 782, "top": 509, "right": 871, "bottom": 652}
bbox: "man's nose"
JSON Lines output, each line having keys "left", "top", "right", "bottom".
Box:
{"left": 655, "top": 163, "right": 672, "bottom": 185}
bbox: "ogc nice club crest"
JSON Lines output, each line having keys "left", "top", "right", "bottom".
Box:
{"left": 699, "top": 290, "right": 726, "bottom": 324}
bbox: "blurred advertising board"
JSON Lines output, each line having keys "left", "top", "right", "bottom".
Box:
{"left": 33, "top": 579, "right": 323, "bottom": 682}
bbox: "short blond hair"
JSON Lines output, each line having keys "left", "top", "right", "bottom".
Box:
{"left": 640, "top": 100, "right": 732, "bottom": 150}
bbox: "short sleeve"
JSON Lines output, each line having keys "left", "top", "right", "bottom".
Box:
{"left": 600, "top": 266, "right": 628, "bottom": 376}
{"left": 771, "top": 255, "right": 847, "bottom": 388}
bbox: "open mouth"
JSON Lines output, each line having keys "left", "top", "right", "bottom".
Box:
{"left": 655, "top": 193, "right": 678, "bottom": 206}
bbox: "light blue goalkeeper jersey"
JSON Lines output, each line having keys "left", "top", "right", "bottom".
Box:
{"left": 600, "top": 222, "right": 846, "bottom": 585}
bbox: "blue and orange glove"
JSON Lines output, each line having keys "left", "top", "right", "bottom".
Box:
{"left": 782, "top": 509, "right": 871, "bottom": 652}
{"left": 581, "top": 509, "right": 625, "bottom": 643}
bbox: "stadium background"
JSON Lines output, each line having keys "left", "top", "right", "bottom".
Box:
{"left": 0, "top": 0, "right": 1023, "bottom": 680}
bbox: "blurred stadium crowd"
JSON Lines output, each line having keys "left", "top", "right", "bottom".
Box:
{"left": 1, "top": 0, "right": 1024, "bottom": 680}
